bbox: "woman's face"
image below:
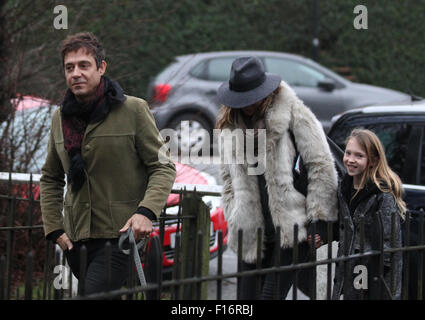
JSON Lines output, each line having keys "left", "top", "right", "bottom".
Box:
{"left": 241, "top": 99, "right": 264, "bottom": 116}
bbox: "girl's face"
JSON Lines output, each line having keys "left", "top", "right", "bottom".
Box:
{"left": 344, "top": 137, "right": 368, "bottom": 180}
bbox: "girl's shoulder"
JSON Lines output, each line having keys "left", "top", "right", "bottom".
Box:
{"left": 376, "top": 191, "right": 398, "bottom": 210}
{"left": 376, "top": 189, "right": 396, "bottom": 200}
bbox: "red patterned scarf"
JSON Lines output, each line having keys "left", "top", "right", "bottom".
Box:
{"left": 61, "top": 76, "right": 125, "bottom": 192}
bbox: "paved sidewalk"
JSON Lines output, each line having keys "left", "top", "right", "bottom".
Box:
{"left": 207, "top": 249, "right": 310, "bottom": 300}
{"left": 207, "top": 242, "right": 338, "bottom": 300}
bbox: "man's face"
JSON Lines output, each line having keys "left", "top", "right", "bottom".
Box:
{"left": 64, "top": 48, "right": 107, "bottom": 103}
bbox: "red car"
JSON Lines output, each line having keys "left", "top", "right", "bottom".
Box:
{"left": 149, "top": 163, "right": 228, "bottom": 273}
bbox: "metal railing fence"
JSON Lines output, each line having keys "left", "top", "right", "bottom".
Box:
{"left": 1, "top": 172, "right": 425, "bottom": 300}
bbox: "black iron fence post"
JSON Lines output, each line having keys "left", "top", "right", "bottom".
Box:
{"left": 196, "top": 231, "right": 204, "bottom": 299}
{"left": 53, "top": 248, "right": 61, "bottom": 300}
{"left": 255, "top": 227, "right": 262, "bottom": 300}
{"left": 402, "top": 211, "right": 411, "bottom": 299}
{"left": 156, "top": 207, "right": 167, "bottom": 300}
{"left": 28, "top": 174, "right": 34, "bottom": 251}
{"left": 273, "top": 226, "right": 281, "bottom": 300}
{"left": 6, "top": 195, "right": 16, "bottom": 300}
{"left": 236, "top": 229, "right": 243, "bottom": 300}
{"left": 216, "top": 229, "right": 223, "bottom": 300}
{"left": 359, "top": 215, "right": 365, "bottom": 300}
{"left": 417, "top": 210, "right": 424, "bottom": 300}
{"left": 172, "top": 232, "right": 182, "bottom": 300}
{"left": 309, "top": 222, "right": 317, "bottom": 300}
{"left": 326, "top": 221, "right": 334, "bottom": 300}
{"left": 390, "top": 211, "right": 396, "bottom": 297}
{"left": 24, "top": 251, "right": 33, "bottom": 300}
{"left": 369, "top": 211, "right": 384, "bottom": 299}
{"left": 0, "top": 255, "right": 5, "bottom": 300}
{"left": 42, "top": 241, "right": 53, "bottom": 300}
{"left": 292, "top": 224, "right": 299, "bottom": 300}
{"left": 342, "top": 217, "right": 349, "bottom": 300}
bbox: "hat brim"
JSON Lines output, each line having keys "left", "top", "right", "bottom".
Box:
{"left": 216, "top": 73, "right": 282, "bottom": 109}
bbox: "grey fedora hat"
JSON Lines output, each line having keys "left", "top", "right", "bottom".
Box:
{"left": 217, "top": 56, "right": 281, "bottom": 108}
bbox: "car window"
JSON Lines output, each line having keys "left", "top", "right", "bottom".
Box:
{"left": 156, "top": 60, "right": 184, "bottom": 83}
{"left": 190, "top": 61, "right": 206, "bottom": 79}
{"left": 205, "top": 57, "right": 237, "bottom": 82}
{"left": 264, "top": 57, "right": 327, "bottom": 87}
{"left": 331, "top": 122, "right": 412, "bottom": 183}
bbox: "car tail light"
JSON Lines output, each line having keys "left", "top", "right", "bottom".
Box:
{"left": 153, "top": 84, "right": 171, "bottom": 103}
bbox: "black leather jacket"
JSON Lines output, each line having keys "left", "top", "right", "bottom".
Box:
{"left": 332, "top": 175, "right": 403, "bottom": 300}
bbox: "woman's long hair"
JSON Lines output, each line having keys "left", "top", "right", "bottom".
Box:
{"left": 215, "top": 86, "right": 281, "bottom": 130}
{"left": 346, "top": 128, "right": 406, "bottom": 219}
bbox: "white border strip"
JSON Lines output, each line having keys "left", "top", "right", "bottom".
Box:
{"left": 0, "top": 172, "right": 42, "bottom": 183}
{"left": 2, "top": 172, "right": 421, "bottom": 194}
{"left": 172, "top": 183, "right": 222, "bottom": 195}
{"left": 0, "top": 172, "right": 223, "bottom": 195}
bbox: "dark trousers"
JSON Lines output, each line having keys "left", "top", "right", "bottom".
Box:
{"left": 64, "top": 238, "right": 130, "bottom": 296}
{"left": 239, "top": 242, "right": 312, "bottom": 300}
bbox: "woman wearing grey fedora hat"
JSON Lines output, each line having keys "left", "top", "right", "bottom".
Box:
{"left": 216, "top": 56, "right": 338, "bottom": 299}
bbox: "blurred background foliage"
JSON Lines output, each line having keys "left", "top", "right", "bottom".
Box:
{"left": 1, "top": 0, "right": 425, "bottom": 107}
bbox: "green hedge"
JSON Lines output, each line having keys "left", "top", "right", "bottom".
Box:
{"left": 5, "top": 0, "right": 425, "bottom": 103}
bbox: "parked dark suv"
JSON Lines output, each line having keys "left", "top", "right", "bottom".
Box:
{"left": 328, "top": 100, "right": 425, "bottom": 299}
{"left": 148, "top": 51, "right": 411, "bottom": 154}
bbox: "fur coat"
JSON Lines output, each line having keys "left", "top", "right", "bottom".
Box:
{"left": 220, "top": 81, "right": 338, "bottom": 263}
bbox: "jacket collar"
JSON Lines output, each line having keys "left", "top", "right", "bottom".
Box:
{"left": 341, "top": 174, "right": 380, "bottom": 206}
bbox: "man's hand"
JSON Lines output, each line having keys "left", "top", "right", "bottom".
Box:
{"left": 120, "top": 214, "right": 153, "bottom": 241}
{"left": 57, "top": 233, "right": 73, "bottom": 251}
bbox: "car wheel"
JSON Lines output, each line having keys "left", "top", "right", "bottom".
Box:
{"left": 167, "top": 113, "right": 212, "bottom": 156}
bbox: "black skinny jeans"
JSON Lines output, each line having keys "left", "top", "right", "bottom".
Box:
{"left": 239, "top": 242, "right": 312, "bottom": 300}
{"left": 64, "top": 238, "right": 130, "bottom": 296}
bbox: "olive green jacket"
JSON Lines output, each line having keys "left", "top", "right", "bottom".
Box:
{"left": 40, "top": 96, "right": 176, "bottom": 241}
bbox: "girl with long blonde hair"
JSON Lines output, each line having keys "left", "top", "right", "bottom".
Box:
{"left": 346, "top": 128, "right": 406, "bottom": 218}
{"left": 332, "top": 128, "right": 404, "bottom": 300}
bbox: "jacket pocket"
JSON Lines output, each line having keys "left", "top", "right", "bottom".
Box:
{"left": 108, "top": 199, "right": 139, "bottom": 232}
{"left": 55, "top": 141, "right": 70, "bottom": 172}
{"left": 63, "top": 204, "right": 74, "bottom": 239}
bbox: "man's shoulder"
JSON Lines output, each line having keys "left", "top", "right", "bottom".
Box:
{"left": 122, "top": 95, "right": 149, "bottom": 112}
{"left": 117, "top": 96, "right": 155, "bottom": 124}
{"left": 51, "top": 106, "right": 62, "bottom": 123}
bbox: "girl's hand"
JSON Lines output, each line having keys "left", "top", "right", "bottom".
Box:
{"left": 307, "top": 234, "right": 323, "bottom": 249}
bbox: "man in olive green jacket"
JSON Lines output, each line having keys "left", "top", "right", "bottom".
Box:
{"left": 40, "top": 32, "right": 176, "bottom": 295}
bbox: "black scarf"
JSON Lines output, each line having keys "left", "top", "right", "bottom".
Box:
{"left": 61, "top": 76, "right": 126, "bottom": 192}
{"left": 340, "top": 174, "right": 380, "bottom": 216}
